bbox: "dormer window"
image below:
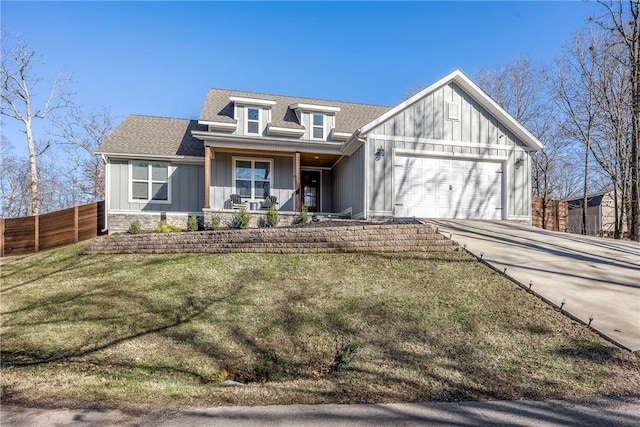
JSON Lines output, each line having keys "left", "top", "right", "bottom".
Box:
{"left": 247, "top": 107, "right": 260, "bottom": 134}
{"left": 312, "top": 114, "right": 324, "bottom": 139}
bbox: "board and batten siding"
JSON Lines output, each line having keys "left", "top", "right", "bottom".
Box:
{"left": 210, "top": 152, "right": 295, "bottom": 211}
{"left": 367, "top": 82, "right": 531, "bottom": 218}
{"left": 108, "top": 160, "right": 204, "bottom": 212}
{"left": 332, "top": 145, "right": 365, "bottom": 218}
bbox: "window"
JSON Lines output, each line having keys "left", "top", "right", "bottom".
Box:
{"left": 130, "top": 161, "right": 170, "bottom": 203}
{"left": 234, "top": 158, "right": 272, "bottom": 200}
{"left": 312, "top": 114, "right": 324, "bottom": 139}
{"left": 247, "top": 107, "right": 260, "bottom": 134}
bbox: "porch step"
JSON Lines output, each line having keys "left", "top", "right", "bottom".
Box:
{"left": 82, "top": 224, "right": 459, "bottom": 255}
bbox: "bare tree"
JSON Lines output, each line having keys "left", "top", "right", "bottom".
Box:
{"left": 0, "top": 33, "right": 70, "bottom": 216}
{"left": 53, "top": 105, "right": 113, "bottom": 202}
{"left": 553, "top": 30, "right": 602, "bottom": 235}
{"left": 594, "top": 0, "right": 640, "bottom": 240}
{"left": 0, "top": 136, "right": 30, "bottom": 218}
{"left": 474, "top": 57, "right": 575, "bottom": 217}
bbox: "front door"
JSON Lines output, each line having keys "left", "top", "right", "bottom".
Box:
{"left": 302, "top": 170, "right": 321, "bottom": 212}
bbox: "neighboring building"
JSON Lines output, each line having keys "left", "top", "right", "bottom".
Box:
{"left": 567, "top": 191, "right": 628, "bottom": 237}
{"left": 96, "top": 70, "right": 543, "bottom": 231}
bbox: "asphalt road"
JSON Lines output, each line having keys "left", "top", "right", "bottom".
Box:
{"left": 2, "top": 398, "right": 639, "bottom": 426}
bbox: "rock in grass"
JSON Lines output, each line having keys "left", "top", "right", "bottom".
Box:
{"left": 222, "top": 380, "right": 245, "bottom": 387}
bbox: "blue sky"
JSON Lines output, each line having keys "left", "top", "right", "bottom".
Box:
{"left": 2, "top": 1, "right": 600, "bottom": 152}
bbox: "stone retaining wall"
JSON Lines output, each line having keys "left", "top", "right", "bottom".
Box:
{"left": 84, "top": 224, "right": 458, "bottom": 255}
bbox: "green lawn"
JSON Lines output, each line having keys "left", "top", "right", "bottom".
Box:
{"left": 1, "top": 242, "right": 639, "bottom": 408}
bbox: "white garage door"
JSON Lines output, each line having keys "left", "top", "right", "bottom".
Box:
{"left": 394, "top": 156, "right": 503, "bottom": 219}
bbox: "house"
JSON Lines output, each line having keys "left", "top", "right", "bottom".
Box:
{"left": 567, "top": 191, "right": 628, "bottom": 236}
{"left": 95, "top": 70, "right": 543, "bottom": 232}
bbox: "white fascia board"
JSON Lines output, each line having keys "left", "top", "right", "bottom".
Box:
{"left": 96, "top": 152, "right": 204, "bottom": 163}
{"left": 229, "top": 96, "right": 276, "bottom": 106}
{"left": 330, "top": 131, "right": 352, "bottom": 141}
{"left": 267, "top": 124, "right": 306, "bottom": 137}
{"left": 340, "top": 131, "right": 365, "bottom": 156}
{"left": 359, "top": 69, "right": 544, "bottom": 151}
{"left": 193, "top": 131, "right": 343, "bottom": 155}
{"left": 289, "top": 103, "right": 341, "bottom": 113}
{"left": 198, "top": 120, "right": 238, "bottom": 130}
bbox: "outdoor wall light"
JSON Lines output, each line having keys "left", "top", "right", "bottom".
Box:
{"left": 560, "top": 298, "right": 566, "bottom": 310}
{"left": 515, "top": 156, "right": 524, "bottom": 170}
{"left": 529, "top": 280, "right": 533, "bottom": 290}
{"left": 375, "top": 146, "right": 385, "bottom": 161}
{"left": 588, "top": 315, "right": 594, "bottom": 327}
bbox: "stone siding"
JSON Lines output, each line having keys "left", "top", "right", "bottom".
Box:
{"left": 203, "top": 210, "right": 298, "bottom": 230}
{"left": 108, "top": 212, "right": 202, "bottom": 233}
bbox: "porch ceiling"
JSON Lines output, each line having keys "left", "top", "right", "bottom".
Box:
{"left": 300, "top": 153, "right": 341, "bottom": 168}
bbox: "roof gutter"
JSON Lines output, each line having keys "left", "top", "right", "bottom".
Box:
{"left": 340, "top": 129, "right": 364, "bottom": 156}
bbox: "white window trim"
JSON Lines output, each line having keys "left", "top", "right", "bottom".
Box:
{"left": 245, "top": 107, "right": 262, "bottom": 135}
{"left": 232, "top": 156, "right": 274, "bottom": 201}
{"left": 128, "top": 161, "right": 172, "bottom": 204}
{"left": 311, "top": 113, "right": 325, "bottom": 140}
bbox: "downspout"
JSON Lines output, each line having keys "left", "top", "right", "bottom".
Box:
{"left": 101, "top": 154, "right": 109, "bottom": 233}
{"left": 363, "top": 132, "right": 368, "bottom": 221}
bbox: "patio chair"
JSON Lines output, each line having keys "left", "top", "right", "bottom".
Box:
{"left": 261, "top": 195, "right": 278, "bottom": 209}
{"left": 228, "top": 194, "right": 246, "bottom": 209}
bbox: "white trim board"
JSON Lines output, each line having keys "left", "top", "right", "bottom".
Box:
{"left": 368, "top": 134, "right": 525, "bottom": 152}
{"left": 394, "top": 148, "right": 508, "bottom": 162}
{"left": 98, "top": 153, "right": 205, "bottom": 164}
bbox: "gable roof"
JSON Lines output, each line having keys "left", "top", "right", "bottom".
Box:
{"left": 96, "top": 115, "right": 206, "bottom": 158}
{"left": 359, "top": 70, "right": 544, "bottom": 151}
{"left": 199, "top": 88, "right": 391, "bottom": 135}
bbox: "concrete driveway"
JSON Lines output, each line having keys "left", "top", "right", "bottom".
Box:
{"left": 426, "top": 220, "right": 640, "bottom": 352}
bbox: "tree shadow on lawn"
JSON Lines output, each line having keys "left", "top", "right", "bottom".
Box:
{"left": 2, "top": 254, "right": 639, "bottom": 404}
{"left": 0, "top": 272, "right": 248, "bottom": 367}
{"left": 0, "top": 253, "right": 106, "bottom": 294}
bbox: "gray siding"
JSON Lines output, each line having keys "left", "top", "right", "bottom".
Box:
{"left": 321, "top": 169, "right": 333, "bottom": 213}
{"left": 108, "top": 160, "right": 204, "bottom": 212}
{"left": 367, "top": 140, "right": 395, "bottom": 214}
{"left": 366, "top": 82, "right": 532, "bottom": 219}
{"left": 372, "top": 83, "right": 523, "bottom": 148}
{"left": 210, "top": 152, "right": 295, "bottom": 211}
{"left": 332, "top": 146, "right": 365, "bottom": 217}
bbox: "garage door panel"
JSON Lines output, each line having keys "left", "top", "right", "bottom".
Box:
{"left": 394, "top": 156, "right": 502, "bottom": 219}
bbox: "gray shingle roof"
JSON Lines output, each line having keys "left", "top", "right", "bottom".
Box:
{"left": 96, "top": 115, "right": 206, "bottom": 157}
{"left": 199, "top": 89, "right": 391, "bottom": 134}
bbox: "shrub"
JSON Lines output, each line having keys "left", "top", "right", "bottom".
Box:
{"left": 187, "top": 215, "right": 199, "bottom": 231}
{"left": 210, "top": 212, "right": 221, "bottom": 231}
{"left": 127, "top": 219, "right": 141, "bottom": 234}
{"left": 265, "top": 205, "right": 280, "bottom": 227}
{"left": 233, "top": 207, "right": 251, "bottom": 229}
{"left": 155, "top": 220, "right": 182, "bottom": 233}
{"left": 298, "top": 204, "right": 309, "bottom": 224}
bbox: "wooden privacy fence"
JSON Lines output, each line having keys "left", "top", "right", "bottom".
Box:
{"left": 0, "top": 201, "right": 105, "bottom": 257}
{"left": 532, "top": 197, "right": 568, "bottom": 232}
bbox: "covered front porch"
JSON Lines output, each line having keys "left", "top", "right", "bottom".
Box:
{"left": 203, "top": 146, "right": 342, "bottom": 217}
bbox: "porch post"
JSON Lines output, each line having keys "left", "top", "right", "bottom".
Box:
{"left": 295, "top": 151, "right": 301, "bottom": 212}
{"left": 204, "top": 146, "right": 211, "bottom": 209}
